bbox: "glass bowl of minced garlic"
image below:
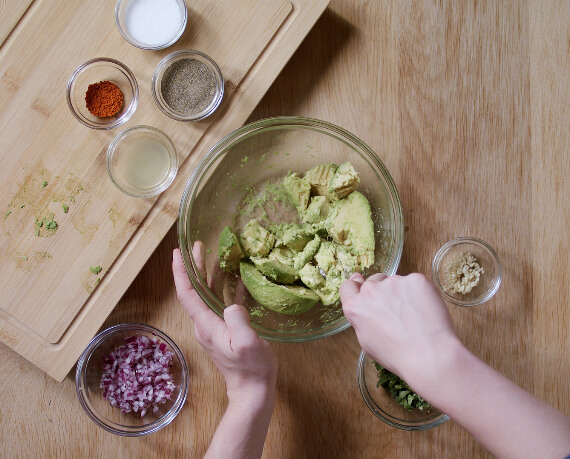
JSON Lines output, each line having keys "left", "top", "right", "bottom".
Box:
{"left": 432, "top": 237, "right": 502, "bottom": 307}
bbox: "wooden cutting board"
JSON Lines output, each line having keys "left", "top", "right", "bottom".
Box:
{"left": 0, "top": 0, "right": 329, "bottom": 381}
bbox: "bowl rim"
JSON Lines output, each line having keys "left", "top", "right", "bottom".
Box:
{"left": 431, "top": 236, "right": 502, "bottom": 307}
{"left": 106, "top": 124, "right": 179, "bottom": 198}
{"left": 114, "top": 0, "right": 188, "bottom": 50}
{"left": 357, "top": 350, "right": 450, "bottom": 430}
{"left": 66, "top": 57, "right": 139, "bottom": 130}
{"left": 75, "top": 322, "right": 189, "bottom": 437}
{"left": 151, "top": 49, "right": 224, "bottom": 121}
{"left": 177, "top": 116, "right": 404, "bottom": 342}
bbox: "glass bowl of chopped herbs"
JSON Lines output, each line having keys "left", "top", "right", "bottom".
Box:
{"left": 357, "top": 351, "right": 449, "bottom": 430}
{"left": 432, "top": 236, "right": 502, "bottom": 307}
{"left": 152, "top": 50, "right": 224, "bottom": 121}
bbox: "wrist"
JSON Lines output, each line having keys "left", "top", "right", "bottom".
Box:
{"left": 227, "top": 384, "right": 276, "bottom": 414}
{"left": 404, "top": 335, "right": 470, "bottom": 400}
{"left": 410, "top": 337, "right": 477, "bottom": 406}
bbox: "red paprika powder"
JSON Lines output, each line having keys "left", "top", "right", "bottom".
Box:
{"left": 85, "top": 81, "right": 124, "bottom": 117}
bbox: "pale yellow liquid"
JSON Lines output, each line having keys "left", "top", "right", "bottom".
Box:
{"left": 117, "top": 136, "right": 171, "bottom": 191}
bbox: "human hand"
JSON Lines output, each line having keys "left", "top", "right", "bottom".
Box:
{"left": 340, "top": 273, "right": 463, "bottom": 388}
{"left": 172, "top": 244, "right": 278, "bottom": 410}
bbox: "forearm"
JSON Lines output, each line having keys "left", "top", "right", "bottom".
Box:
{"left": 413, "top": 343, "right": 570, "bottom": 459}
{"left": 205, "top": 391, "right": 275, "bottom": 459}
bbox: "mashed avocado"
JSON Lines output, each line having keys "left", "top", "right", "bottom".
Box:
{"left": 219, "top": 226, "right": 244, "bottom": 271}
{"left": 240, "top": 220, "right": 275, "bottom": 257}
{"left": 218, "top": 161, "right": 375, "bottom": 315}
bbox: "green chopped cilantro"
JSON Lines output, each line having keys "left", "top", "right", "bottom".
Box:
{"left": 373, "top": 361, "right": 431, "bottom": 412}
{"left": 62, "top": 203, "right": 69, "bottom": 213}
{"left": 41, "top": 181, "right": 48, "bottom": 187}
{"left": 90, "top": 266, "right": 102, "bottom": 275}
{"left": 45, "top": 218, "right": 58, "bottom": 230}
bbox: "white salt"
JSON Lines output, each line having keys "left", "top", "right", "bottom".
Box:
{"left": 124, "top": 0, "right": 184, "bottom": 47}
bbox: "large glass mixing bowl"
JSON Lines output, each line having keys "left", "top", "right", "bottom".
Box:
{"left": 178, "top": 117, "right": 403, "bottom": 342}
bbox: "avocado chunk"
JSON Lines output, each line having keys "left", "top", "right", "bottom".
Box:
{"left": 250, "top": 257, "right": 299, "bottom": 284}
{"left": 314, "top": 241, "right": 337, "bottom": 273}
{"left": 283, "top": 172, "right": 311, "bottom": 211}
{"left": 325, "top": 191, "right": 375, "bottom": 269}
{"left": 240, "top": 220, "right": 275, "bottom": 257}
{"left": 327, "top": 162, "right": 360, "bottom": 201}
{"left": 240, "top": 262, "right": 319, "bottom": 315}
{"left": 270, "top": 223, "right": 313, "bottom": 252}
{"left": 304, "top": 163, "right": 338, "bottom": 196}
{"left": 298, "top": 263, "right": 325, "bottom": 290}
{"left": 293, "top": 235, "right": 321, "bottom": 269}
{"left": 301, "top": 195, "right": 330, "bottom": 223}
{"left": 218, "top": 226, "right": 244, "bottom": 271}
{"left": 335, "top": 244, "right": 359, "bottom": 275}
{"left": 268, "top": 247, "right": 296, "bottom": 266}
{"left": 317, "top": 266, "right": 343, "bottom": 305}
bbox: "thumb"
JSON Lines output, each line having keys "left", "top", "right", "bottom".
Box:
{"left": 224, "top": 304, "right": 258, "bottom": 348}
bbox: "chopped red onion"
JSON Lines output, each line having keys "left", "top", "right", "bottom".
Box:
{"left": 100, "top": 334, "right": 176, "bottom": 417}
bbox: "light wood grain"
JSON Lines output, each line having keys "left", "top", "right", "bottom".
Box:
{"left": 0, "top": 0, "right": 329, "bottom": 380}
{"left": 0, "top": 0, "right": 33, "bottom": 47}
{"left": 1, "top": 1, "right": 568, "bottom": 458}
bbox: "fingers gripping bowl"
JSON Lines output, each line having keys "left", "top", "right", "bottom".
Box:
{"left": 178, "top": 117, "right": 404, "bottom": 342}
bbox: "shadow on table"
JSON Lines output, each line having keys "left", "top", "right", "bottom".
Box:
{"left": 247, "top": 7, "right": 357, "bottom": 120}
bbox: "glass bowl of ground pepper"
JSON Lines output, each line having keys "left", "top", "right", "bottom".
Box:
{"left": 67, "top": 57, "right": 138, "bottom": 129}
{"left": 152, "top": 50, "right": 224, "bottom": 121}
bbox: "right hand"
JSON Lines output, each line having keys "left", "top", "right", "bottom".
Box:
{"left": 340, "top": 272, "right": 462, "bottom": 387}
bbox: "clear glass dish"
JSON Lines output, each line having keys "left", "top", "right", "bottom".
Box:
{"left": 66, "top": 57, "right": 138, "bottom": 130}
{"left": 152, "top": 50, "right": 224, "bottom": 121}
{"left": 107, "top": 125, "right": 179, "bottom": 198}
{"left": 75, "top": 323, "right": 189, "bottom": 436}
{"left": 115, "top": 0, "right": 187, "bottom": 50}
{"left": 357, "top": 351, "right": 449, "bottom": 430}
{"left": 432, "top": 236, "right": 502, "bottom": 307}
{"left": 178, "top": 117, "right": 404, "bottom": 342}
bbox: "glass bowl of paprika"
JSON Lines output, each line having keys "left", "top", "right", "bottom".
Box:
{"left": 67, "top": 57, "right": 139, "bottom": 130}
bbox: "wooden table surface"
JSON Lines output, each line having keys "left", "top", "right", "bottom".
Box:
{"left": 1, "top": 1, "right": 568, "bottom": 458}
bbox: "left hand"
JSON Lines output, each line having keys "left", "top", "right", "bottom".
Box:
{"left": 172, "top": 244, "right": 278, "bottom": 408}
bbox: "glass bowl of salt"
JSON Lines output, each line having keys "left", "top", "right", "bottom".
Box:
{"left": 115, "top": 0, "right": 187, "bottom": 50}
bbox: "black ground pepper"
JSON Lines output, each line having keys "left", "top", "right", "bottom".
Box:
{"left": 160, "top": 58, "right": 217, "bottom": 116}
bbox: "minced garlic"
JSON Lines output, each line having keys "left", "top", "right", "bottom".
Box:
{"left": 443, "top": 252, "right": 484, "bottom": 294}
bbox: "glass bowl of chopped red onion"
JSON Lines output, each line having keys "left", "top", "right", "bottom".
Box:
{"left": 75, "top": 323, "right": 188, "bottom": 436}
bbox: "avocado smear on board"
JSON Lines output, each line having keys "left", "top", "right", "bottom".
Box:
{"left": 218, "top": 161, "right": 375, "bottom": 315}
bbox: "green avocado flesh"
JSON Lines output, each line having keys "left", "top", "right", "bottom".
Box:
{"left": 218, "top": 226, "right": 244, "bottom": 271}
{"left": 240, "top": 262, "right": 319, "bottom": 315}
{"left": 218, "top": 161, "right": 375, "bottom": 315}
{"left": 250, "top": 257, "right": 299, "bottom": 284}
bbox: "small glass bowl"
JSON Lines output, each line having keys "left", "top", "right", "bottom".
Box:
{"left": 67, "top": 58, "right": 138, "bottom": 130}
{"left": 115, "top": 0, "right": 187, "bottom": 50}
{"left": 432, "top": 236, "right": 502, "bottom": 307}
{"left": 357, "top": 351, "right": 449, "bottom": 431}
{"left": 107, "top": 125, "right": 179, "bottom": 198}
{"left": 75, "top": 323, "right": 189, "bottom": 436}
{"left": 152, "top": 50, "right": 224, "bottom": 121}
